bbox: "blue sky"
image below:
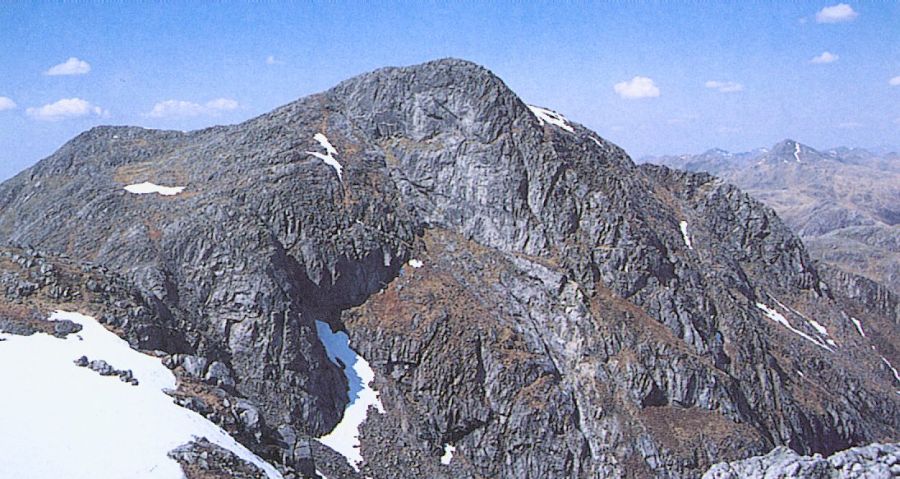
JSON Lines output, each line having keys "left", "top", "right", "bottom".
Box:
{"left": 1, "top": 2, "right": 898, "bottom": 180}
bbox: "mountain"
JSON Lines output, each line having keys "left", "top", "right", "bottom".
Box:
{"left": 0, "top": 59, "right": 897, "bottom": 478}
{"left": 643, "top": 140, "right": 900, "bottom": 295}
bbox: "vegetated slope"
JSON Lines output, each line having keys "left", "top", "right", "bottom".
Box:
{"left": 642, "top": 140, "right": 900, "bottom": 295}
{"left": 0, "top": 59, "right": 897, "bottom": 478}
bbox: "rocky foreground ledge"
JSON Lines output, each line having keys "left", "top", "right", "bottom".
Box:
{"left": 704, "top": 443, "right": 900, "bottom": 479}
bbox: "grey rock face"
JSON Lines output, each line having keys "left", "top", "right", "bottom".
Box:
{"left": 704, "top": 443, "right": 900, "bottom": 479}
{"left": 0, "top": 59, "right": 897, "bottom": 478}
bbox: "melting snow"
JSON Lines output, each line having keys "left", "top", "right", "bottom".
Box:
{"left": 307, "top": 133, "right": 343, "bottom": 182}
{"left": 679, "top": 221, "right": 693, "bottom": 250}
{"left": 408, "top": 259, "right": 424, "bottom": 268}
{"left": 441, "top": 444, "right": 457, "bottom": 465}
{"left": 850, "top": 317, "right": 866, "bottom": 337}
{"left": 527, "top": 105, "right": 575, "bottom": 133}
{"left": 0, "top": 311, "right": 282, "bottom": 479}
{"left": 315, "top": 321, "right": 384, "bottom": 471}
{"left": 124, "top": 182, "right": 185, "bottom": 196}
{"left": 755, "top": 302, "right": 832, "bottom": 351}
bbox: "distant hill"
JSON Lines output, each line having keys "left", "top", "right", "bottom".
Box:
{"left": 641, "top": 140, "right": 900, "bottom": 294}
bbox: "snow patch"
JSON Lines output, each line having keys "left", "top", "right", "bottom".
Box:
{"left": 124, "top": 182, "right": 185, "bottom": 196}
{"left": 307, "top": 133, "right": 343, "bottom": 182}
{"left": 850, "top": 317, "right": 866, "bottom": 337}
{"left": 806, "top": 318, "right": 829, "bottom": 337}
{"left": 315, "top": 321, "right": 384, "bottom": 471}
{"left": 755, "top": 302, "right": 832, "bottom": 351}
{"left": 408, "top": 259, "right": 424, "bottom": 268}
{"left": 793, "top": 142, "right": 802, "bottom": 162}
{"left": 527, "top": 105, "right": 574, "bottom": 133}
{"left": 679, "top": 220, "right": 693, "bottom": 250}
{"left": 441, "top": 444, "right": 456, "bottom": 465}
{"left": 0, "top": 311, "right": 283, "bottom": 479}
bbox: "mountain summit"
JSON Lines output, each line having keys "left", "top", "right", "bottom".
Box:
{"left": 0, "top": 59, "right": 897, "bottom": 478}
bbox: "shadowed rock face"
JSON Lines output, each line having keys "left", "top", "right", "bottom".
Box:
{"left": 0, "top": 59, "right": 897, "bottom": 478}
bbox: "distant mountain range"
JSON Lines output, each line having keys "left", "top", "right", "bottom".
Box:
{"left": 641, "top": 140, "right": 900, "bottom": 294}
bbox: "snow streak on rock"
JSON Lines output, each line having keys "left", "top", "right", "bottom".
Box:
{"left": 527, "top": 105, "right": 574, "bottom": 133}
{"left": 307, "top": 133, "right": 343, "bottom": 182}
{"left": 755, "top": 302, "right": 833, "bottom": 351}
{"left": 850, "top": 317, "right": 866, "bottom": 337}
{"left": 679, "top": 220, "right": 693, "bottom": 250}
{"left": 0, "top": 311, "right": 283, "bottom": 479}
{"left": 124, "top": 182, "right": 185, "bottom": 196}
{"left": 315, "top": 320, "right": 384, "bottom": 471}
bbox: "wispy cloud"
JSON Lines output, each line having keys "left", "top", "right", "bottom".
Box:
{"left": 810, "top": 51, "right": 839, "bottom": 64}
{"left": 0, "top": 97, "right": 16, "bottom": 111}
{"left": 815, "top": 4, "right": 858, "bottom": 23}
{"left": 614, "top": 76, "right": 660, "bottom": 99}
{"left": 716, "top": 126, "right": 740, "bottom": 134}
{"left": 838, "top": 121, "right": 863, "bottom": 129}
{"left": 266, "top": 55, "right": 285, "bottom": 65}
{"left": 26, "top": 98, "right": 107, "bottom": 121}
{"left": 45, "top": 57, "right": 91, "bottom": 76}
{"left": 146, "top": 98, "right": 240, "bottom": 118}
{"left": 890, "top": 76, "right": 900, "bottom": 86}
{"left": 705, "top": 80, "right": 744, "bottom": 93}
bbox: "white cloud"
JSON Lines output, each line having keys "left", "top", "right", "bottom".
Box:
{"left": 716, "top": 126, "right": 740, "bottom": 134}
{"left": 838, "top": 121, "right": 863, "bottom": 129}
{"left": 45, "top": 57, "right": 91, "bottom": 76}
{"left": 266, "top": 55, "right": 285, "bottom": 65}
{"left": 810, "top": 51, "right": 839, "bottom": 64}
{"left": 146, "top": 98, "right": 240, "bottom": 118}
{"left": 147, "top": 100, "right": 205, "bottom": 118}
{"left": 205, "top": 98, "right": 239, "bottom": 112}
{"left": 613, "top": 76, "right": 660, "bottom": 99}
{"left": 890, "top": 76, "right": 900, "bottom": 86}
{"left": 704, "top": 80, "right": 744, "bottom": 93}
{"left": 0, "top": 97, "right": 16, "bottom": 111}
{"left": 815, "top": 4, "right": 858, "bottom": 23}
{"left": 26, "top": 98, "right": 107, "bottom": 121}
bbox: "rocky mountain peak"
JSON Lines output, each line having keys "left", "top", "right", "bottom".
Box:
{"left": 0, "top": 59, "right": 897, "bottom": 479}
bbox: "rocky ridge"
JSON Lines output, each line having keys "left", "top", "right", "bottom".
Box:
{"left": 0, "top": 59, "right": 897, "bottom": 478}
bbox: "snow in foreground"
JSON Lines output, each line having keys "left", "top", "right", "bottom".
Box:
{"left": 0, "top": 311, "right": 282, "bottom": 479}
{"left": 124, "top": 182, "right": 185, "bottom": 196}
{"left": 315, "top": 320, "right": 384, "bottom": 471}
{"left": 527, "top": 105, "right": 575, "bottom": 133}
{"left": 307, "top": 133, "right": 343, "bottom": 182}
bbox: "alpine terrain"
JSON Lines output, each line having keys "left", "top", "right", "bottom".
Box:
{"left": 642, "top": 141, "right": 900, "bottom": 296}
{"left": 0, "top": 59, "right": 897, "bottom": 478}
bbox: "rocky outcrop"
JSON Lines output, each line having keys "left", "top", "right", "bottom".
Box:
{"left": 0, "top": 59, "right": 897, "bottom": 478}
{"left": 703, "top": 443, "right": 900, "bottom": 478}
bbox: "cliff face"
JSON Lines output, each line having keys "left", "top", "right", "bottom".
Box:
{"left": 0, "top": 59, "right": 897, "bottom": 478}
